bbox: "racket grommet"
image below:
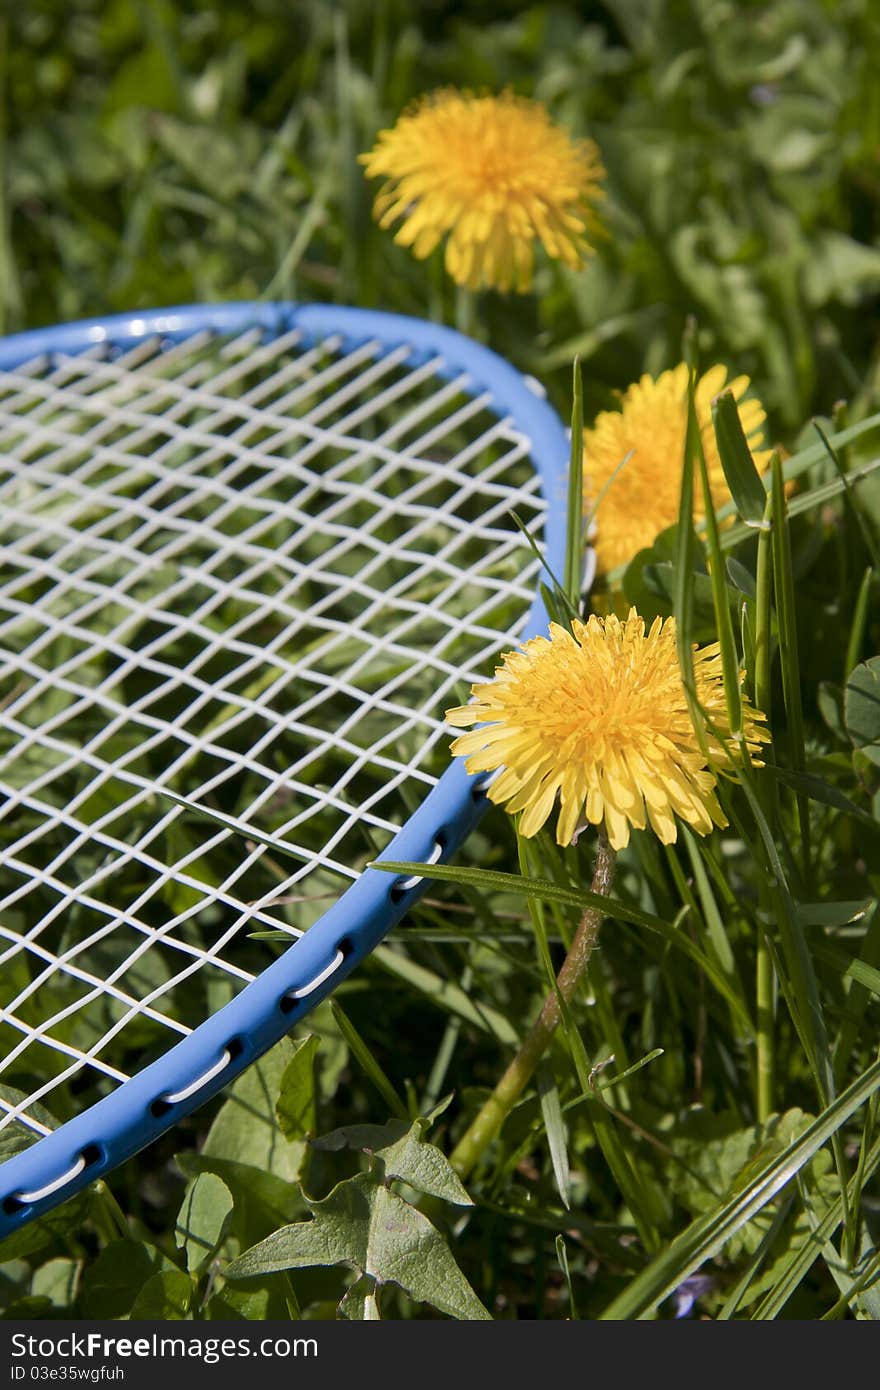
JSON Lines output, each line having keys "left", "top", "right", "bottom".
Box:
{"left": 154, "top": 1045, "right": 238, "bottom": 1109}
{"left": 470, "top": 773, "right": 495, "bottom": 803}
{"left": 6, "top": 1144, "right": 103, "bottom": 1210}
{"left": 280, "top": 947, "right": 347, "bottom": 1014}
{"left": 391, "top": 838, "right": 445, "bottom": 900}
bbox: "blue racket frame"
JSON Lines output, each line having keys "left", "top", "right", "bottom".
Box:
{"left": 0, "top": 301, "right": 570, "bottom": 1236}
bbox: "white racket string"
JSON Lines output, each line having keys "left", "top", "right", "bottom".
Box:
{"left": 0, "top": 324, "right": 547, "bottom": 1140}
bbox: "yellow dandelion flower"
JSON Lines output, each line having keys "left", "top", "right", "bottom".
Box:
{"left": 360, "top": 89, "right": 604, "bottom": 292}
{"left": 584, "top": 364, "right": 772, "bottom": 576}
{"left": 446, "top": 609, "right": 769, "bottom": 852}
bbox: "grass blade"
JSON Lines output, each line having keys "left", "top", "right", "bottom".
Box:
{"left": 812, "top": 421, "right": 880, "bottom": 569}
{"left": 537, "top": 1063, "right": 571, "bottom": 1210}
{"left": 771, "top": 452, "right": 812, "bottom": 888}
{"left": 717, "top": 1193, "right": 795, "bottom": 1319}
{"left": 833, "top": 902, "right": 880, "bottom": 1079}
{"left": 721, "top": 453, "right": 880, "bottom": 552}
{"left": 600, "top": 1053, "right": 880, "bottom": 1319}
{"left": 555, "top": 1234, "right": 579, "bottom": 1319}
{"left": 329, "top": 1001, "right": 408, "bottom": 1121}
{"left": 716, "top": 409, "right": 880, "bottom": 524}
{"left": 372, "top": 860, "right": 753, "bottom": 1034}
{"left": 674, "top": 356, "right": 700, "bottom": 731}
{"left": 510, "top": 511, "right": 579, "bottom": 625}
{"left": 563, "top": 356, "right": 585, "bottom": 611}
{"left": 764, "top": 765, "right": 879, "bottom": 830}
{"left": 372, "top": 946, "right": 518, "bottom": 1047}
{"left": 845, "top": 566, "right": 874, "bottom": 680}
{"left": 713, "top": 389, "right": 769, "bottom": 527}
{"left": 697, "top": 407, "right": 742, "bottom": 737}
{"left": 752, "top": 1131, "right": 880, "bottom": 1318}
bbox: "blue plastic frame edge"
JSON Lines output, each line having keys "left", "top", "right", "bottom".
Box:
{"left": 0, "top": 301, "right": 571, "bottom": 1236}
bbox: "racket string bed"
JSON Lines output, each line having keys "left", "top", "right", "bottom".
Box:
{"left": 0, "top": 314, "right": 549, "bottom": 1153}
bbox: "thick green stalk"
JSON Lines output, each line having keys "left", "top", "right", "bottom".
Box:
{"left": 753, "top": 503, "right": 775, "bottom": 1122}
{"left": 755, "top": 928, "right": 775, "bottom": 1124}
{"left": 450, "top": 835, "right": 616, "bottom": 1181}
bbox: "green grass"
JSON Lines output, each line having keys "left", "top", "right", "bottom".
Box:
{"left": 2, "top": 0, "right": 880, "bottom": 1322}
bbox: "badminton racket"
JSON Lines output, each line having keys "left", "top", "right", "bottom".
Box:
{"left": 0, "top": 300, "right": 573, "bottom": 1238}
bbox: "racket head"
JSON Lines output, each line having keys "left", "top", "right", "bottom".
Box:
{"left": 0, "top": 301, "right": 571, "bottom": 1235}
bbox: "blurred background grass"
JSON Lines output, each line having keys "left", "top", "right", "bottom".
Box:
{"left": 4, "top": 0, "right": 880, "bottom": 433}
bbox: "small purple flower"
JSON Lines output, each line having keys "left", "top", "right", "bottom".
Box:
{"left": 671, "top": 1273, "right": 715, "bottom": 1319}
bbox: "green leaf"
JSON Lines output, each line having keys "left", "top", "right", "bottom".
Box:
{"left": 0, "top": 1088, "right": 59, "bottom": 1165}
{"left": 373, "top": 1123, "right": 474, "bottom": 1207}
{"left": 275, "top": 1035, "right": 320, "bottom": 1142}
{"left": 752, "top": 1133, "right": 880, "bottom": 1319}
{"left": 845, "top": 657, "right": 880, "bottom": 765}
{"left": 726, "top": 556, "right": 757, "bottom": 599}
{"left": 794, "top": 900, "right": 873, "bottom": 929}
{"left": 815, "top": 1221, "right": 880, "bottom": 1321}
{"left": 0, "top": 1191, "right": 92, "bottom": 1265}
{"left": 581, "top": 1048, "right": 666, "bottom": 1096}
{"left": 30, "top": 1258, "right": 80, "bottom": 1311}
{"left": 176, "top": 1173, "right": 234, "bottom": 1273}
{"left": 639, "top": 562, "right": 720, "bottom": 631}
{"left": 311, "top": 1120, "right": 409, "bottom": 1154}
{"left": 129, "top": 1269, "right": 194, "bottom": 1319}
{"left": 338, "top": 1274, "right": 381, "bottom": 1320}
{"left": 174, "top": 1154, "right": 303, "bottom": 1245}
{"left": 80, "top": 1240, "right": 171, "bottom": 1319}
{"left": 668, "top": 1109, "right": 820, "bottom": 1260}
{"left": 713, "top": 390, "right": 769, "bottom": 526}
{"left": 723, "top": 452, "right": 880, "bottom": 551}
{"left": 261, "top": 1111, "right": 471, "bottom": 1207}
{"left": 817, "top": 682, "right": 848, "bottom": 742}
{"left": 226, "top": 1173, "right": 490, "bottom": 1320}
{"left": 206, "top": 1278, "right": 291, "bottom": 1321}
{"left": 766, "top": 765, "right": 877, "bottom": 829}
{"left": 202, "top": 1037, "right": 306, "bottom": 1181}
{"left": 717, "top": 1195, "right": 796, "bottom": 1318}
{"left": 0, "top": 1296, "right": 53, "bottom": 1320}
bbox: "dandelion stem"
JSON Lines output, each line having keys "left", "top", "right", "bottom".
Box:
{"left": 450, "top": 833, "right": 616, "bottom": 1181}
